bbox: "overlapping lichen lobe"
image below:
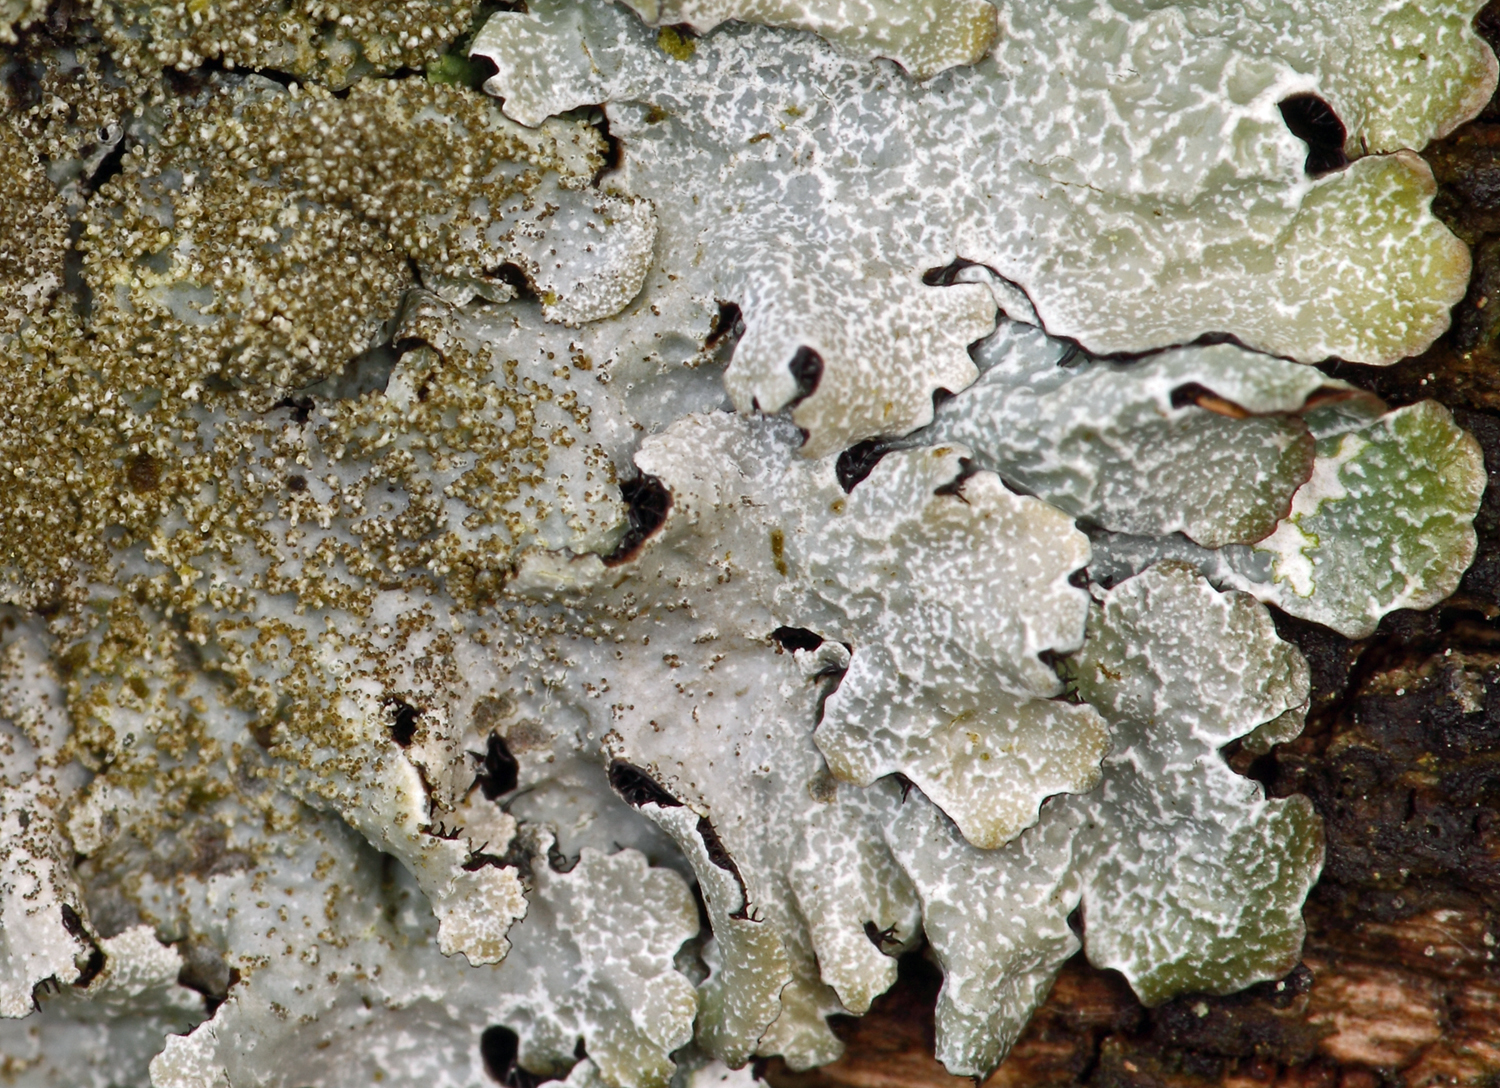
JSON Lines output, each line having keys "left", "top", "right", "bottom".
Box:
{"left": 1353, "top": 0, "right": 1500, "bottom": 151}
{"left": 1374, "top": 64, "right": 1500, "bottom": 414}
{"left": 1203, "top": 515, "right": 1500, "bottom": 1086}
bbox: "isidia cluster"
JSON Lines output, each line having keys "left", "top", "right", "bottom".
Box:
{"left": 0, "top": 0, "right": 1492, "bottom": 1085}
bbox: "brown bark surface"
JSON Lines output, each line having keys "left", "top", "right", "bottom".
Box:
{"left": 769, "top": 5, "right": 1500, "bottom": 1087}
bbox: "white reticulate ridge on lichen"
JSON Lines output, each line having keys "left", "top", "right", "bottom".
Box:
{"left": 475, "top": 0, "right": 1490, "bottom": 455}
{"left": 886, "top": 562, "right": 1323, "bottom": 1076}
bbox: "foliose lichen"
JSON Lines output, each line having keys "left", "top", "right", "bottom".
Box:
{"left": 0, "top": 0, "right": 1493, "bottom": 1085}
{"left": 94, "top": 0, "right": 481, "bottom": 89}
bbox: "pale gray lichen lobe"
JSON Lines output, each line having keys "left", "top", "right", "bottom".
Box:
{"left": 475, "top": 0, "right": 1489, "bottom": 454}
{"left": 619, "top": 0, "right": 997, "bottom": 78}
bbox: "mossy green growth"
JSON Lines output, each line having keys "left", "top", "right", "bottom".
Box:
{"left": 655, "top": 25, "right": 696, "bottom": 60}
{"left": 427, "top": 51, "right": 491, "bottom": 88}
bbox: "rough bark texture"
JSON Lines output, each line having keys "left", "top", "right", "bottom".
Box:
{"left": 765, "top": 5, "right": 1500, "bottom": 1088}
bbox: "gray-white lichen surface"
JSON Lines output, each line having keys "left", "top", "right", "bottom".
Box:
{"left": 0, "top": 0, "right": 1492, "bottom": 1084}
